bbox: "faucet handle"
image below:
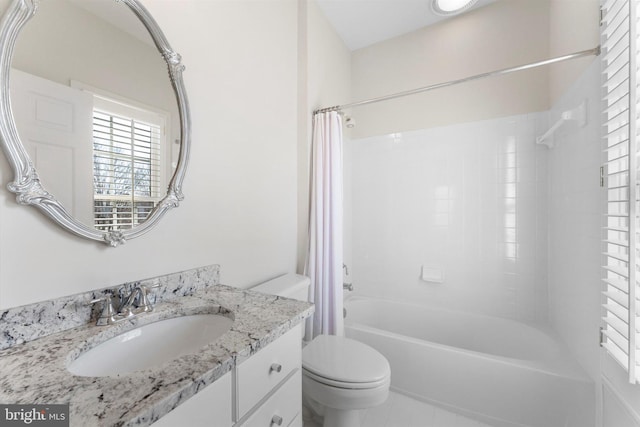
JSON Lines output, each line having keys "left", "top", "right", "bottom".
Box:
{"left": 87, "top": 294, "right": 117, "bottom": 326}
{"left": 137, "top": 284, "right": 160, "bottom": 312}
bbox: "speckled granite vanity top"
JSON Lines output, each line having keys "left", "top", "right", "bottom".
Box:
{"left": 0, "top": 270, "right": 313, "bottom": 427}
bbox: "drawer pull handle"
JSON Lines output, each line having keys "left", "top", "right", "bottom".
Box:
{"left": 270, "top": 363, "right": 282, "bottom": 373}
{"left": 271, "top": 415, "right": 283, "bottom": 426}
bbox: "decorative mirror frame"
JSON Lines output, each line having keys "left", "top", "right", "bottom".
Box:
{"left": 0, "top": 0, "right": 191, "bottom": 246}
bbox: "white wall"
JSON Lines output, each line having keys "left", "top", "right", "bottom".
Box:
{"left": 548, "top": 0, "right": 600, "bottom": 105}
{"left": 546, "top": 59, "right": 601, "bottom": 417}
{"left": 544, "top": 1, "right": 634, "bottom": 425}
{"left": 296, "top": 0, "right": 351, "bottom": 273}
{"left": 348, "top": 113, "right": 549, "bottom": 321}
{"left": 350, "top": 0, "right": 550, "bottom": 139}
{"left": 549, "top": 60, "right": 640, "bottom": 427}
{"left": 0, "top": 0, "right": 299, "bottom": 309}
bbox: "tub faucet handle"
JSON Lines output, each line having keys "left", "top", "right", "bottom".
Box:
{"left": 343, "top": 282, "right": 354, "bottom": 292}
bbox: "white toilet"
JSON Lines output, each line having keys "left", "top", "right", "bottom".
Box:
{"left": 252, "top": 274, "right": 391, "bottom": 427}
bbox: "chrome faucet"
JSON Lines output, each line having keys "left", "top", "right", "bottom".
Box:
{"left": 88, "top": 284, "right": 159, "bottom": 325}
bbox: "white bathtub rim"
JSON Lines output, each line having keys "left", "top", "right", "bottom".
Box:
{"left": 344, "top": 294, "right": 555, "bottom": 336}
{"left": 344, "top": 293, "right": 568, "bottom": 348}
{"left": 345, "top": 321, "right": 590, "bottom": 384}
{"left": 344, "top": 295, "right": 591, "bottom": 383}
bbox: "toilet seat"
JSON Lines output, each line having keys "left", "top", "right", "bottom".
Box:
{"left": 302, "top": 367, "right": 388, "bottom": 389}
{"left": 302, "top": 335, "right": 390, "bottom": 390}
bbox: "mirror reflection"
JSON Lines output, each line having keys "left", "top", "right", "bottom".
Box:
{"left": 10, "top": 0, "right": 180, "bottom": 232}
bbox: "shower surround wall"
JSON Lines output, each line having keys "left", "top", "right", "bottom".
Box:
{"left": 348, "top": 113, "right": 549, "bottom": 322}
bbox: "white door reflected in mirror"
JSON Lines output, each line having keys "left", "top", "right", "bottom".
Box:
{"left": 11, "top": 69, "right": 94, "bottom": 225}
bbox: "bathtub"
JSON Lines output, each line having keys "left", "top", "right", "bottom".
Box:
{"left": 344, "top": 296, "right": 594, "bottom": 427}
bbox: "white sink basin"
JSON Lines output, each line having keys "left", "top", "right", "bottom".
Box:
{"left": 68, "top": 314, "right": 233, "bottom": 377}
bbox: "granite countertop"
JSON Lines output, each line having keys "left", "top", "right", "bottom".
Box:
{"left": 0, "top": 284, "right": 314, "bottom": 427}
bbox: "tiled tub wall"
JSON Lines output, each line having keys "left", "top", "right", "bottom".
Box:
{"left": 347, "top": 114, "right": 549, "bottom": 322}
{"left": 0, "top": 264, "right": 220, "bottom": 350}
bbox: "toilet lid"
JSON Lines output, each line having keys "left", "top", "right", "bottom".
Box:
{"left": 302, "top": 367, "right": 389, "bottom": 389}
{"left": 302, "top": 335, "right": 390, "bottom": 386}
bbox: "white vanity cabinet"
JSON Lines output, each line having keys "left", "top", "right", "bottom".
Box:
{"left": 235, "top": 324, "right": 302, "bottom": 427}
{"left": 152, "top": 324, "right": 302, "bottom": 427}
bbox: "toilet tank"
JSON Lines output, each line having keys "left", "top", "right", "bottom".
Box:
{"left": 251, "top": 274, "right": 310, "bottom": 302}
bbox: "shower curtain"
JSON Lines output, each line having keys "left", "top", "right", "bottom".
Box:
{"left": 305, "top": 110, "right": 344, "bottom": 339}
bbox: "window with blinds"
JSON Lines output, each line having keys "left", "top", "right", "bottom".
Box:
{"left": 601, "top": 0, "right": 639, "bottom": 383}
{"left": 92, "top": 108, "right": 163, "bottom": 231}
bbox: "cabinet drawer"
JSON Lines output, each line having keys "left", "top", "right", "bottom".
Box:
{"left": 240, "top": 370, "right": 301, "bottom": 427}
{"left": 237, "top": 324, "right": 301, "bottom": 418}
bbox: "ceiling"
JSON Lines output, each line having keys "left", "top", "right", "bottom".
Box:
{"left": 73, "top": 0, "right": 497, "bottom": 53}
{"left": 315, "top": 0, "right": 496, "bottom": 51}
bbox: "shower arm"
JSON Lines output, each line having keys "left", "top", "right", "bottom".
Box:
{"left": 314, "top": 46, "right": 601, "bottom": 115}
{"left": 536, "top": 100, "right": 587, "bottom": 148}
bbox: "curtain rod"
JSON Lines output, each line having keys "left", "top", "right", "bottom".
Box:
{"left": 314, "top": 46, "right": 601, "bottom": 115}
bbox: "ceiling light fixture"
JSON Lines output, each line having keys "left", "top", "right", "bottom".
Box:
{"left": 431, "top": 0, "right": 479, "bottom": 16}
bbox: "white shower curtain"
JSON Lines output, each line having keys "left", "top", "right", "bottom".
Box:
{"left": 305, "top": 111, "right": 344, "bottom": 339}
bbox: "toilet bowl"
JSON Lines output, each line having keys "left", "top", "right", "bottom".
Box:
{"left": 302, "top": 334, "right": 390, "bottom": 427}
{"left": 252, "top": 274, "right": 391, "bottom": 427}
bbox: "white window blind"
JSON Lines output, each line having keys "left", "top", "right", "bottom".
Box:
{"left": 601, "top": 0, "right": 639, "bottom": 383}
{"left": 92, "top": 109, "right": 163, "bottom": 231}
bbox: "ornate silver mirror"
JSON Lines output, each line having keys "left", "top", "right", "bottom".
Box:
{"left": 0, "top": 0, "right": 190, "bottom": 246}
